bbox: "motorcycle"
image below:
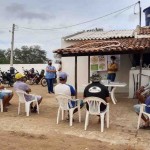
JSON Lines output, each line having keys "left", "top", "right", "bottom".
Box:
{"left": 22, "top": 67, "right": 36, "bottom": 83}
{"left": 0, "top": 68, "right": 17, "bottom": 87}
{"left": 30, "top": 70, "right": 45, "bottom": 85}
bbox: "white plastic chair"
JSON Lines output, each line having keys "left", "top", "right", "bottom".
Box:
{"left": 0, "top": 99, "right": 3, "bottom": 112}
{"left": 16, "top": 90, "right": 39, "bottom": 116}
{"left": 55, "top": 93, "right": 81, "bottom": 126}
{"left": 137, "top": 104, "right": 150, "bottom": 129}
{"left": 84, "top": 97, "right": 109, "bottom": 132}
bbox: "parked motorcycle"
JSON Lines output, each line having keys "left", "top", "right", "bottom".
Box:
{"left": 22, "top": 67, "right": 36, "bottom": 83}
{"left": 30, "top": 70, "right": 45, "bottom": 85}
{"left": 0, "top": 68, "right": 17, "bottom": 87}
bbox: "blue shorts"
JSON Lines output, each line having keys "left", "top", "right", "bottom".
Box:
{"left": 0, "top": 92, "right": 11, "bottom": 100}
{"left": 68, "top": 100, "right": 84, "bottom": 108}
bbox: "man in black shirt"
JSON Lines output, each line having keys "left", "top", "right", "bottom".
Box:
{"left": 84, "top": 72, "right": 110, "bottom": 112}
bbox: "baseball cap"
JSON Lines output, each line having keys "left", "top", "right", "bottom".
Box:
{"left": 59, "top": 72, "right": 68, "bottom": 79}
{"left": 15, "top": 73, "right": 25, "bottom": 79}
{"left": 90, "top": 72, "right": 102, "bottom": 82}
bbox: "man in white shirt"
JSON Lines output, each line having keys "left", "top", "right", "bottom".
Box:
{"left": 54, "top": 72, "right": 84, "bottom": 112}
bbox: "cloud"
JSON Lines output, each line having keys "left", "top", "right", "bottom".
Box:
{"left": 5, "top": 3, "right": 54, "bottom": 21}
{"left": 0, "top": 30, "right": 6, "bottom": 34}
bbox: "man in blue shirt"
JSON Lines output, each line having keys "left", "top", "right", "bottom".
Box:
{"left": 45, "top": 60, "right": 56, "bottom": 94}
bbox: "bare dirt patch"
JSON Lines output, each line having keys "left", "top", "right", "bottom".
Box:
{"left": 0, "top": 84, "right": 146, "bottom": 150}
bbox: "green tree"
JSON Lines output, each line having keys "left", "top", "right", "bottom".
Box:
{"left": 14, "top": 45, "right": 48, "bottom": 64}
{"left": 0, "top": 49, "right": 9, "bottom": 64}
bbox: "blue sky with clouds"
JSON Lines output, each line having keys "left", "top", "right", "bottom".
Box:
{"left": 0, "top": 0, "right": 149, "bottom": 58}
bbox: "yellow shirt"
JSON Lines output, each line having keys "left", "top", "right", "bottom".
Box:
{"left": 108, "top": 63, "right": 118, "bottom": 73}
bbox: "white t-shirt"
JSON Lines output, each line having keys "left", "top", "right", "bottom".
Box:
{"left": 54, "top": 83, "right": 71, "bottom": 96}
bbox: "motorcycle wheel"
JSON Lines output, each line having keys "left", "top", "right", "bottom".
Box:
{"left": 41, "top": 78, "right": 47, "bottom": 87}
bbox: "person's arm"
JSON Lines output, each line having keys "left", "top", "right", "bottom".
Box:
{"left": 105, "top": 97, "right": 110, "bottom": 103}
{"left": 46, "top": 66, "right": 56, "bottom": 73}
{"left": 23, "top": 83, "right": 31, "bottom": 93}
{"left": 68, "top": 85, "right": 76, "bottom": 96}
{"left": 108, "top": 63, "right": 118, "bottom": 72}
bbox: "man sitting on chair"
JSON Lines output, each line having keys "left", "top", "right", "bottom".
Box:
{"left": 0, "top": 85, "right": 13, "bottom": 112}
{"left": 134, "top": 83, "right": 150, "bottom": 129}
{"left": 13, "top": 73, "right": 42, "bottom": 113}
{"left": 54, "top": 72, "right": 84, "bottom": 116}
{"left": 83, "top": 72, "right": 110, "bottom": 121}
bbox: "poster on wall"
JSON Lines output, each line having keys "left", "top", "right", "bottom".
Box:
{"left": 90, "top": 56, "right": 108, "bottom": 72}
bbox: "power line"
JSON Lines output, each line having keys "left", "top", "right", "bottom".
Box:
{"left": 18, "top": 2, "right": 138, "bottom": 31}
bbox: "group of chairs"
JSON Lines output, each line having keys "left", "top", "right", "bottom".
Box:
{"left": 55, "top": 94, "right": 109, "bottom": 132}
{"left": 55, "top": 94, "right": 150, "bottom": 131}
{"left": 0, "top": 90, "right": 149, "bottom": 131}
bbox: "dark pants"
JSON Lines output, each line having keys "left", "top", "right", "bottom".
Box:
{"left": 46, "top": 78, "right": 54, "bottom": 93}
{"left": 107, "top": 73, "right": 116, "bottom": 82}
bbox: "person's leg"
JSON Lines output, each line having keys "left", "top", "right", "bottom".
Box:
{"left": 6, "top": 92, "right": 13, "bottom": 106}
{"left": 2, "top": 95, "right": 9, "bottom": 112}
{"left": 49, "top": 79, "right": 54, "bottom": 93}
{"left": 107, "top": 74, "right": 111, "bottom": 81}
{"left": 73, "top": 100, "right": 84, "bottom": 114}
{"left": 32, "top": 96, "right": 42, "bottom": 112}
{"left": 111, "top": 73, "right": 116, "bottom": 82}
{"left": 46, "top": 79, "right": 51, "bottom": 93}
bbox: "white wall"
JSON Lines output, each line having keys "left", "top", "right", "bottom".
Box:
{"left": 0, "top": 64, "right": 59, "bottom": 74}
{"left": 62, "top": 54, "right": 132, "bottom": 93}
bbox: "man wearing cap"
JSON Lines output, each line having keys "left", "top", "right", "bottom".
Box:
{"left": 45, "top": 60, "right": 56, "bottom": 94}
{"left": 84, "top": 72, "right": 110, "bottom": 121}
{"left": 54, "top": 72, "right": 84, "bottom": 114}
{"left": 0, "top": 85, "right": 13, "bottom": 112}
{"left": 13, "top": 73, "right": 42, "bottom": 113}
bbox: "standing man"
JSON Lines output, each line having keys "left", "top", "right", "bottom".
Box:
{"left": 107, "top": 56, "right": 118, "bottom": 82}
{"left": 45, "top": 60, "right": 56, "bottom": 94}
{"left": 84, "top": 72, "right": 110, "bottom": 121}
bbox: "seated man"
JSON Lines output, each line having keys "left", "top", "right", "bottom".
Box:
{"left": 0, "top": 85, "right": 13, "bottom": 112}
{"left": 54, "top": 72, "right": 84, "bottom": 116}
{"left": 83, "top": 72, "right": 110, "bottom": 121}
{"left": 134, "top": 83, "right": 150, "bottom": 128}
{"left": 13, "top": 73, "right": 42, "bottom": 113}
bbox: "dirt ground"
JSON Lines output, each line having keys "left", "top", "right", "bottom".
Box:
{"left": 0, "top": 84, "right": 148, "bottom": 150}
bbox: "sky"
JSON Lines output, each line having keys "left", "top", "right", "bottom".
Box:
{"left": 0, "top": 0, "right": 150, "bottom": 59}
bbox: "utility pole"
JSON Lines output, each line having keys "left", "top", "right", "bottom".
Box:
{"left": 10, "top": 24, "right": 15, "bottom": 73}
{"left": 138, "top": 1, "right": 142, "bottom": 27}
{"left": 138, "top": 1, "right": 142, "bottom": 88}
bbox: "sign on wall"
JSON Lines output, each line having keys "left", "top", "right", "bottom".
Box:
{"left": 90, "top": 56, "right": 108, "bottom": 72}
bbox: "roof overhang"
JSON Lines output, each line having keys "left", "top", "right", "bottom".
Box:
{"left": 54, "top": 38, "right": 150, "bottom": 57}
